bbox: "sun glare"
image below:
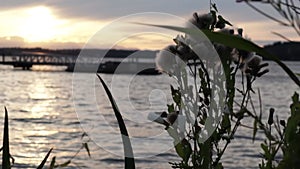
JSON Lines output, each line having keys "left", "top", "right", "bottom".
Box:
{"left": 20, "top": 6, "right": 65, "bottom": 42}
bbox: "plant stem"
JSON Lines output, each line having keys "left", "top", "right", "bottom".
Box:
{"left": 213, "top": 88, "right": 250, "bottom": 166}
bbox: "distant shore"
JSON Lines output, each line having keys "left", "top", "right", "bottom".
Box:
{"left": 0, "top": 41, "right": 299, "bottom": 61}
{"left": 264, "top": 41, "right": 300, "bottom": 61}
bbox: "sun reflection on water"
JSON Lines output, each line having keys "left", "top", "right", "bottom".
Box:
{"left": 3, "top": 71, "right": 78, "bottom": 167}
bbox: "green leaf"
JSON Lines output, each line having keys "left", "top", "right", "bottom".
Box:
{"left": 198, "top": 140, "right": 213, "bottom": 168}
{"left": 278, "top": 93, "right": 300, "bottom": 168}
{"left": 83, "top": 143, "right": 91, "bottom": 157}
{"left": 2, "top": 107, "right": 10, "bottom": 169}
{"left": 175, "top": 143, "right": 185, "bottom": 160}
{"left": 137, "top": 24, "right": 300, "bottom": 87}
{"left": 261, "top": 143, "right": 271, "bottom": 159}
{"left": 167, "top": 104, "right": 175, "bottom": 113}
{"left": 175, "top": 139, "right": 192, "bottom": 163}
{"left": 285, "top": 92, "right": 300, "bottom": 142}
{"left": 221, "top": 114, "right": 231, "bottom": 134}
{"left": 292, "top": 92, "right": 299, "bottom": 103}
{"left": 215, "top": 162, "right": 224, "bottom": 169}
{"left": 97, "top": 74, "right": 135, "bottom": 169}
{"left": 170, "top": 85, "right": 181, "bottom": 106}
{"left": 252, "top": 118, "right": 258, "bottom": 142}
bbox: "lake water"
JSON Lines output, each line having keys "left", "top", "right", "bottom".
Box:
{"left": 0, "top": 61, "right": 299, "bottom": 168}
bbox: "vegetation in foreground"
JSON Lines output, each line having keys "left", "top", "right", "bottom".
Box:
{"left": 1, "top": 1, "right": 300, "bottom": 169}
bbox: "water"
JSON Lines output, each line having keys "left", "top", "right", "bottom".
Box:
{"left": 0, "top": 61, "right": 299, "bottom": 168}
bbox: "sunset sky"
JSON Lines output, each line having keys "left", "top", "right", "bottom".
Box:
{"left": 0, "top": 0, "right": 299, "bottom": 50}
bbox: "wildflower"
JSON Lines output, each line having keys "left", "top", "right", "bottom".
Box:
{"left": 173, "top": 35, "right": 188, "bottom": 45}
{"left": 155, "top": 45, "right": 177, "bottom": 74}
{"left": 214, "top": 29, "right": 237, "bottom": 60}
{"left": 242, "top": 53, "right": 269, "bottom": 77}
{"left": 214, "top": 43, "right": 234, "bottom": 60}
{"left": 216, "top": 19, "right": 225, "bottom": 29}
{"left": 156, "top": 35, "right": 201, "bottom": 75}
{"left": 173, "top": 34, "right": 200, "bottom": 61}
{"left": 189, "top": 13, "right": 214, "bottom": 29}
{"left": 237, "top": 53, "right": 269, "bottom": 92}
{"left": 216, "top": 28, "right": 269, "bottom": 79}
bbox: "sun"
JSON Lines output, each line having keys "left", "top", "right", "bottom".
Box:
{"left": 20, "top": 6, "right": 65, "bottom": 42}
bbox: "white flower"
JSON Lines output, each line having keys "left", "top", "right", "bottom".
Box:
{"left": 155, "top": 47, "right": 176, "bottom": 74}
{"left": 242, "top": 53, "right": 262, "bottom": 73}
{"left": 246, "top": 54, "right": 262, "bottom": 66}
{"left": 241, "top": 53, "right": 269, "bottom": 77}
{"left": 155, "top": 46, "right": 186, "bottom": 75}
{"left": 174, "top": 34, "right": 212, "bottom": 61}
{"left": 189, "top": 13, "right": 214, "bottom": 29}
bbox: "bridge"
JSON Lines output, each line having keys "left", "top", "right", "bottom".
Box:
{"left": 0, "top": 51, "right": 77, "bottom": 70}
{"left": 0, "top": 49, "right": 160, "bottom": 74}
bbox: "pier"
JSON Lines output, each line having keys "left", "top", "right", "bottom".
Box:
{"left": 0, "top": 48, "right": 160, "bottom": 74}
{"left": 0, "top": 51, "right": 77, "bottom": 70}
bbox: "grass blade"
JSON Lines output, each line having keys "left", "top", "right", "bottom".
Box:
{"left": 49, "top": 156, "right": 56, "bottom": 169}
{"left": 83, "top": 143, "right": 91, "bottom": 157}
{"left": 137, "top": 23, "right": 300, "bottom": 87}
{"left": 37, "top": 148, "right": 53, "bottom": 169}
{"left": 96, "top": 74, "right": 135, "bottom": 169}
{"left": 2, "top": 107, "right": 10, "bottom": 169}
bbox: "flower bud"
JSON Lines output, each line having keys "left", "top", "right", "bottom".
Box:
{"left": 256, "top": 69, "right": 269, "bottom": 77}
{"left": 167, "top": 112, "right": 178, "bottom": 125}
{"left": 237, "top": 28, "right": 243, "bottom": 36}
{"left": 268, "top": 108, "right": 275, "bottom": 125}
{"left": 280, "top": 120, "right": 286, "bottom": 127}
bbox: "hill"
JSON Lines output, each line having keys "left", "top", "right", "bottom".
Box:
{"left": 264, "top": 42, "right": 300, "bottom": 61}
{"left": 1, "top": 42, "right": 299, "bottom": 61}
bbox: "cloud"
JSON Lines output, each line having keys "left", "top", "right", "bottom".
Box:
{"left": 0, "top": 36, "right": 84, "bottom": 49}
{"left": 237, "top": 20, "right": 300, "bottom": 42}
{"left": 30, "top": 41, "right": 85, "bottom": 49}
{"left": 0, "top": 0, "right": 289, "bottom": 23}
{"left": 0, "top": 0, "right": 298, "bottom": 49}
{"left": 0, "top": 1, "right": 47, "bottom": 10}
{"left": 0, "top": 0, "right": 205, "bottom": 21}
{"left": 0, "top": 36, "right": 26, "bottom": 47}
{"left": 209, "top": 0, "right": 288, "bottom": 25}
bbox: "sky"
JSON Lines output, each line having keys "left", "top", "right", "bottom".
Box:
{"left": 0, "top": 0, "right": 299, "bottom": 50}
